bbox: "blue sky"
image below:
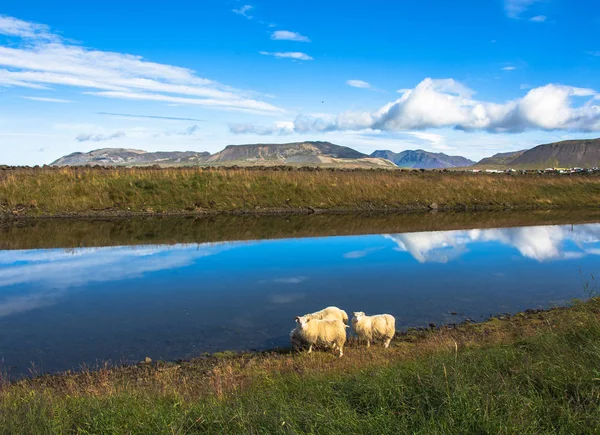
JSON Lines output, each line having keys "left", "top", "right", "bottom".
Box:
{"left": 0, "top": 0, "right": 599, "bottom": 165}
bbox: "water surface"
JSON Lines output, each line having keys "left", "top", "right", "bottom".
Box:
{"left": 1, "top": 213, "right": 599, "bottom": 377}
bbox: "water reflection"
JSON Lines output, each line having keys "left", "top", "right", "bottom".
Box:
{"left": 386, "top": 224, "right": 600, "bottom": 263}
{"left": 0, "top": 221, "right": 599, "bottom": 377}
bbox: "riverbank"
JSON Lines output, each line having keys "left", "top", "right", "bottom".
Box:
{"left": 1, "top": 166, "right": 600, "bottom": 217}
{"left": 2, "top": 298, "right": 600, "bottom": 433}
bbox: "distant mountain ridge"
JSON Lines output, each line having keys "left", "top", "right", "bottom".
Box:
{"left": 51, "top": 142, "right": 395, "bottom": 168}
{"left": 51, "top": 148, "right": 211, "bottom": 166}
{"left": 50, "top": 138, "right": 600, "bottom": 169}
{"left": 476, "top": 150, "right": 527, "bottom": 167}
{"left": 371, "top": 149, "right": 475, "bottom": 168}
{"left": 474, "top": 138, "right": 600, "bottom": 169}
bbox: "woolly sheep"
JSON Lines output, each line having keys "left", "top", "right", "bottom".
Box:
{"left": 292, "top": 315, "right": 348, "bottom": 357}
{"left": 351, "top": 312, "right": 396, "bottom": 348}
{"left": 303, "top": 306, "right": 349, "bottom": 324}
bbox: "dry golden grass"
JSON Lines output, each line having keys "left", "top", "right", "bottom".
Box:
{"left": 1, "top": 166, "right": 599, "bottom": 216}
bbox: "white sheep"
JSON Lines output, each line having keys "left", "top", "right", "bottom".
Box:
{"left": 303, "top": 306, "right": 349, "bottom": 324}
{"left": 292, "top": 315, "right": 348, "bottom": 357}
{"left": 351, "top": 312, "right": 396, "bottom": 348}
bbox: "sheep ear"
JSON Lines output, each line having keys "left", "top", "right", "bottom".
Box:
{"left": 294, "top": 316, "right": 300, "bottom": 322}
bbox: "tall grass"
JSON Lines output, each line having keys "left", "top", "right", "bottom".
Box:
{"left": 2, "top": 300, "right": 600, "bottom": 433}
{"left": 1, "top": 167, "right": 599, "bottom": 216}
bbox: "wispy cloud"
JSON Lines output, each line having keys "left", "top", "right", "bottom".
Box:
{"left": 504, "top": 0, "right": 542, "bottom": 18}
{"left": 233, "top": 5, "right": 253, "bottom": 19}
{"left": 272, "top": 276, "right": 307, "bottom": 284}
{"left": 530, "top": 15, "right": 547, "bottom": 22}
{"left": 21, "top": 96, "right": 72, "bottom": 103}
{"left": 259, "top": 51, "right": 313, "bottom": 61}
{"left": 0, "top": 15, "right": 283, "bottom": 114}
{"left": 0, "top": 15, "right": 56, "bottom": 40}
{"left": 586, "top": 51, "right": 600, "bottom": 57}
{"left": 346, "top": 79, "right": 371, "bottom": 89}
{"left": 502, "top": 65, "right": 517, "bottom": 71}
{"left": 97, "top": 112, "right": 204, "bottom": 122}
{"left": 75, "top": 131, "right": 126, "bottom": 142}
{"left": 228, "top": 121, "right": 293, "bottom": 135}
{"left": 271, "top": 30, "right": 311, "bottom": 42}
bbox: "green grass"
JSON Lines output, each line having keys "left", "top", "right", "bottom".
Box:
{"left": 1, "top": 166, "right": 600, "bottom": 217}
{"left": 2, "top": 300, "right": 600, "bottom": 434}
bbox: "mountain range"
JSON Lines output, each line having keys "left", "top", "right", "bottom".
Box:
{"left": 50, "top": 138, "right": 600, "bottom": 170}
{"left": 51, "top": 142, "right": 396, "bottom": 169}
{"left": 370, "top": 149, "right": 475, "bottom": 168}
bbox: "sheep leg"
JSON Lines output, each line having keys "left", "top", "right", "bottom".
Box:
{"left": 366, "top": 339, "right": 371, "bottom": 348}
{"left": 338, "top": 345, "right": 344, "bottom": 358}
{"left": 307, "top": 344, "right": 313, "bottom": 353}
{"left": 384, "top": 338, "right": 392, "bottom": 348}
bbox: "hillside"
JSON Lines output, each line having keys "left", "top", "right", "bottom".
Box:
{"left": 509, "top": 138, "right": 600, "bottom": 169}
{"left": 371, "top": 149, "right": 474, "bottom": 168}
{"left": 205, "top": 141, "right": 393, "bottom": 167}
{"left": 51, "top": 142, "right": 395, "bottom": 168}
{"left": 51, "top": 148, "right": 211, "bottom": 167}
{"left": 476, "top": 150, "right": 527, "bottom": 167}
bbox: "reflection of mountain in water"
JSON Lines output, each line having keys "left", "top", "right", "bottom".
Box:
{"left": 386, "top": 224, "right": 600, "bottom": 263}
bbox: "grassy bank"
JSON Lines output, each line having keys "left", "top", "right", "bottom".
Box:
{"left": 1, "top": 166, "right": 600, "bottom": 217}
{"left": 2, "top": 299, "right": 600, "bottom": 433}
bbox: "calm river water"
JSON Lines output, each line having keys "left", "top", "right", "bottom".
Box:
{"left": 1, "top": 212, "right": 599, "bottom": 377}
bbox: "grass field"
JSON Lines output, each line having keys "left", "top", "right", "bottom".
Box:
{"left": 2, "top": 297, "right": 600, "bottom": 434}
{"left": 1, "top": 166, "right": 600, "bottom": 217}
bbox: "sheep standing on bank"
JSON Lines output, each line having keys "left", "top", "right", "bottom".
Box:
{"left": 292, "top": 315, "right": 347, "bottom": 357}
{"left": 351, "top": 312, "right": 396, "bottom": 348}
{"left": 303, "top": 306, "right": 349, "bottom": 324}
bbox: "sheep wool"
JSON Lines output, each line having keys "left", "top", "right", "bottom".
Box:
{"left": 304, "top": 306, "right": 349, "bottom": 324}
{"left": 292, "top": 316, "right": 347, "bottom": 357}
{"left": 351, "top": 312, "right": 396, "bottom": 348}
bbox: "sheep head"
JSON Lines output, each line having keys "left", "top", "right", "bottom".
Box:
{"left": 353, "top": 311, "right": 365, "bottom": 321}
{"left": 295, "top": 315, "right": 311, "bottom": 329}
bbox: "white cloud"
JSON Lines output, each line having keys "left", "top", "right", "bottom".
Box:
{"left": 0, "top": 242, "right": 238, "bottom": 317}
{"left": 263, "top": 78, "right": 600, "bottom": 134}
{"left": 0, "top": 15, "right": 282, "bottom": 115}
{"left": 504, "top": 0, "right": 542, "bottom": 18}
{"left": 347, "top": 80, "right": 371, "bottom": 89}
{"left": 530, "top": 15, "right": 547, "bottom": 22}
{"left": 21, "top": 96, "right": 72, "bottom": 103}
{"left": 75, "top": 131, "right": 126, "bottom": 142}
{"left": 0, "top": 15, "right": 55, "bottom": 40}
{"left": 259, "top": 51, "right": 313, "bottom": 61}
{"left": 271, "top": 30, "right": 310, "bottom": 42}
{"left": 405, "top": 131, "right": 454, "bottom": 151}
{"left": 233, "top": 5, "right": 253, "bottom": 19}
{"left": 229, "top": 121, "right": 294, "bottom": 135}
{"left": 387, "top": 223, "right": 600, "bottom": 263}
{"left": 587, "top": 51, "right": 600, "bottom": 57}
{"left": 502, "top": 66, "right": 517, "bottom": 71}
{"left": 272, "top": 276, "right": 307, "bottom": 284}
{"left": 85, "top": 90, "right": 283, "bottom": 114}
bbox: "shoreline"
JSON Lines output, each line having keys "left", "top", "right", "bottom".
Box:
{"left": 0, "top": 300, "right": 584, "bottom": 383}
{"left": 2, "top": 297, "right": 599, "bottom": 432}
{"left": 1, "top": 202, "right": 595, "bottom": 220}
